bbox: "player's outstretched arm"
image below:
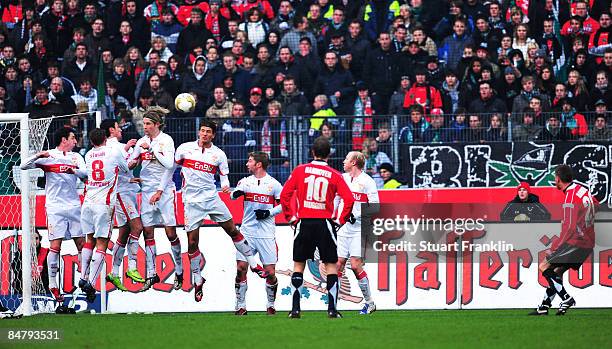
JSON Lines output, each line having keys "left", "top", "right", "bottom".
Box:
{"left": 20, "top": 151, "right": 49, "bottom": 170}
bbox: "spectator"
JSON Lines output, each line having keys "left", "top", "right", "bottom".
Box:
{"left": 403, "top": 67, "right": 443, "bottom": 116}
{"left": 388, "top": 75, "right": 411, "bottom": 116}
{"left": 270, "top": 1, "right": 294, "bottom": 36}
{"left": 412, "top": 25, "right": 437, "bottom": 58}
{"left": 268, "top": 46, "right": 308, "bottom": 97}
{"left": 26, "top": 84, "right": 65, "bottom": 118}
{"left": 345, "top": 20, "right": 371, "bottom": 82}
{"left": 512, "top": 75, "right": 551, "bottom": 117}
{"left": 484, "top": 113, "right": 507, "bottom": 142}
{"left": 469, "top": 81, "right": 507, "bottom": 115}
{"left": 379, "top": 163, "right": 403, "bottom": 189}
{"left": 146, "top": 73, "right": 174, "bottom": 111}
{"left": 105, "top": 80, "right": 131, "bottom": 119}
{"left": 71, "top": 78, "right": 97, "bottom": 113}
{"left": 48, "top": 77, "right": 76, "bottom": 114}
{"left": 294, "top": 37, "right": 319, "bottom": 100}
{"left": 465, "top": 114, "right": 485, "bottom": 142}
{"left": 205, "top": 0, "right": 230, "bottom": 43}
{"left": 538, "top": 18, "right": 563, "bottom": 62}
{"left": 144, "top": 0, "right": 179, "bottom": 26}
{"left": 205, "top": 86, "right": 233, "bottom": 118}
{"left": 440, "top": 69, "right": 464, "bottom": 113}
{"left": 561, "top": 0, "right": 599, "bottom": 37}
{"left": 130, "top": 90, "right": 154, "bottom": 136}
{"left": 234, "top": 0, "right": 274, "bottom": 22}
{"left": 566, "top": 69, "right": 591, "bottom": 112}
{"left": 176, "top": 8, "right": 212, "bottom": 58}
{"left": 540, "top": 114, "right": 573, "bottom": 141}
{"left": 181, "top": 55, "right": 214, "bottom": 104}
{"left": 399, "top": 105, "right": 429, "bottom": 143}
{"left": 585, "top": 114, "right": 612, "bottom": 141}
{"left": 277, "top": 14, "right": 317, "bottom": 58}
{"left": 423, "top": 109, "right": 451, "bottom": 143}
{"left": 238, "top": 7, "right": 269, "bottom": 49}
{"left": 438, "top": 18, "right": 474, "bottom": 71}
{"left": 319, "top": 122, "right": 346, "bottom": 171}
{"left": 315, "top": 51, "right": 355, "bottom": 115}
{"left": 363, "top": 32, "right": 401, "bottom": 115}
{"left": 590, "top": 71, "right": 611, "bottom": 111}
{"left": 401, "top": 40, "right": 428, "bottom": 76}
{"left": 376, "top": 122, "right": 393, "bottom": 159}
{"left": 278, "top": 75, "right": 310, "bottom": 117}
{"left": 351, "top": 81, "right": 374, "bottom": 150}
{"left": 310, "top": 94, "right": 338, "bottom": 135}
{"left": 512, "top": 108, "right": 543, "bottom": 141}
{"left": 433, "top": 0, "right": 472, "bottom": 40}
{"left": 123, "top": 0, "right": 151, "bottom": 53}
{"left": 215, "top": 52, "right": 252, "bottom": 101}
{"left": 222, "top": 102, "right": 256, "bottom": 185}
{"left": 500, "top": 182, "right": 551, "bottom": 222}
{"left": 363, "top": 137, "right": 391, "bottom": 187}
{"left": 588, "top": 13, "right": 612, "bottom": 59}
{"left": 558, "top": 98, "right": 588, "bottom": 137}
{"left": 63, "top": 43, "right": 96, "bottom": 87}
{"left": 151, "top": 9, "right": 182, "bottom": 54}
{"left": 261, "top": 100, "right": 289, "bottom": 183}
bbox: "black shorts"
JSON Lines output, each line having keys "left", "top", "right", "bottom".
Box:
{"left": 547, "top": 243, "right": 592, "bottom": 270}
{"left": 293, "top": 218, "right": 338, "bottom": 263}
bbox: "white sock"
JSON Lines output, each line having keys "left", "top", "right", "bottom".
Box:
{"left": 112, "top": 241, "right": 125, "bottom": 277}
{"left": 127, "top": 234, "right": 139, "bottom": 270}
{"left": 235, "top": 280, "right": 247, "bottom": 309}
{"left": 81, "top": 243, "right": 94, "bottom": 281}
{"left": 88, "top": 249, "right": 106, "bottom": 285}
{"left": 170, "top": 237, "right": 183, "bottom": 275}
{"left": 188, "top": 250, "right": 204, "bottom": 286}
{"left": 356, "top": 270, "right": 373, "bottom": 303}
{"left": 265, "top": 280, "right": 278, "bottom": 308}
{"left": 232, "top": 233, "right": 257, "bottom": 269}
{"left": 145, "top": 239, "right": 156, "bottom": 278}
{"left": 47, "top": 247, "right": 60, "bottom": 289}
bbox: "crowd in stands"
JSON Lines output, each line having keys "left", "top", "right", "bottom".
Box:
{"left": 1, "top": 0, "right": 611, "bottom": 185}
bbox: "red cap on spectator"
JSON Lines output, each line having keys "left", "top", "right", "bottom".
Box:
{"left": 518, "top": 182, "right": 531, "bottom": 193}
{"left": 250, "top": 87, "right": 262, "bottom": 95}
{"left": 431, "top": 108, "right": 443, "bottom": 116}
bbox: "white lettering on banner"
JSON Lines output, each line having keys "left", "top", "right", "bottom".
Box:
{"left": 6, "top": 223, "right": 609, "bottom": 313}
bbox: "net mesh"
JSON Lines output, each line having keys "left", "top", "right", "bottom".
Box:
{"left": 0, "top": 116, "right": 55, "bottom": 316}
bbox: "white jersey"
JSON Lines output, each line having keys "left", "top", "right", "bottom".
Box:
{"left": 106, "top": 137, "right": 140, "bottom": 194}
{"left": 129, "top": 131, "right": 175, "bottom": 193}
{"left": 82, "top": 145, "right": 129, "bottom": 206}
{"left": 234, "top": 174, "right": 283, "bottom": 239}
{"left": 175, "top": 141, "right": 230, "bottom": 202}
{"left": 336, "top": 171, "right": 379, "bottom": 236}
{"left": 20, "top": 148, "right": 85, "bottom": 209}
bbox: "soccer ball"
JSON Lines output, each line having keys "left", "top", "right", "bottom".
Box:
{"left": 175, "top": 93, "right": 196, "bottom": 113}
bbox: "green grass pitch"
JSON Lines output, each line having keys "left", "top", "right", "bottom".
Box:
{"left": 2, "top": 309, "right": 611, "bottom": 349}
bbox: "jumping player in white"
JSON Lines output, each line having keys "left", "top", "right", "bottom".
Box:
{"left": 230, "top": 151, "right": 283, "bottom": 315}
{"left": 100, "top": 119, "right": 145, "bottom": 290}
{"left": 128, "top": 107, "right": 184, "bottom": 291}
{"left": 335, "top": 151, "right": 379, "bottom": 315}
{"left": 175, "top": 120, "right": 269, "bottom": 302}
{"left": 78, "top": 129, "right": 129, "bottom": 302}
{"left": 20, "top": 128, "right": 86, "bottom": 303}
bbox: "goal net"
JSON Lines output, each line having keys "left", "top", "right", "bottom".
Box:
{"left": 0, "top": 112, "right": 101, "bottom": 317}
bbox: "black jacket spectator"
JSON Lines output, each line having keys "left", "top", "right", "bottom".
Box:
{"left": 500, "top": 186, "right": 551, "bottom": 222}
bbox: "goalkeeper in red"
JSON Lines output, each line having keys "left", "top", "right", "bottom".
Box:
{"left": 175, "top": 120, "right": 269, "bottom": 302}
{"left": 230, "top": 151, "right": 283, "bottom": 315}
{"left": 280, "top": 137, "right": 355, "bottom": 319}
{"left": 529, "top": 165, "right": 596, "bottom": 316}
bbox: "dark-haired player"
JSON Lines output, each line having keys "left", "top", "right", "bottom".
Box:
{"left": 529, "top": 165, "right": 596, "bottom": 316}
{"left": 231, "top": 151, "right": 283, "bottom": 315}
{"left": 280, "top": 137, "right": 355, "bottom": 318}
{"left": 79, "top": 129, "right": 129, "bottom": 302}
{"left": 175, "top": 120, "right": 269, "bottom": 302}
{"left": 99, "top": 119, "right": 145, "bottom": 290}
{"left": 20, "top": 128, "right": 86, "bottom": 304}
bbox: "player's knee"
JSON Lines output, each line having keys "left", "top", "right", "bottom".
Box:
{"left": 349, "top": 258, "right": 363, "bottom": 271}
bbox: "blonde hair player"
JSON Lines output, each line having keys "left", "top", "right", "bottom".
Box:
{"left": 335, "top": 151, "right": 380, "bottom": 314}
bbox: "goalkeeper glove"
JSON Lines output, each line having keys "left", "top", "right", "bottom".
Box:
{"left": 231, "top": 190, "right": 245, "bottom": 199}
{"left": 254, "top": 209, "right": 271, "bottom": 220}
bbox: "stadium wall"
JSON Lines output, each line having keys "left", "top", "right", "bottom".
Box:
{"left": 2, "top": 224, "right": 610, "bottom": 312}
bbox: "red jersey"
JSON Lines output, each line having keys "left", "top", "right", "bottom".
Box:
{"left": 280, "top": 160, "right": 355, "bottom": 224}
{"left": 553, "top": 182, "right": 597, "bottom": 250}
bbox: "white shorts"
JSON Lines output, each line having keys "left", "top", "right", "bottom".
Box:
{"left": 236, "top": 235, "right": 278, "bottom": 265}
{"left": 81, "top": 204, "right": 114, "bottom": 239}
{"left": 46, "top": 206, "right": 83, "bottom": 241}
{"left": 184, "top": 196, "right": 232, "bottom": 232}
{"left": 115, "top": 191, "right": 140, "bottom": 226}
{"left": 141, "top": 189, "right": 177, "bottom": 227}
{"left": 337, "top": 234, "right": 362, "bottom": 259}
